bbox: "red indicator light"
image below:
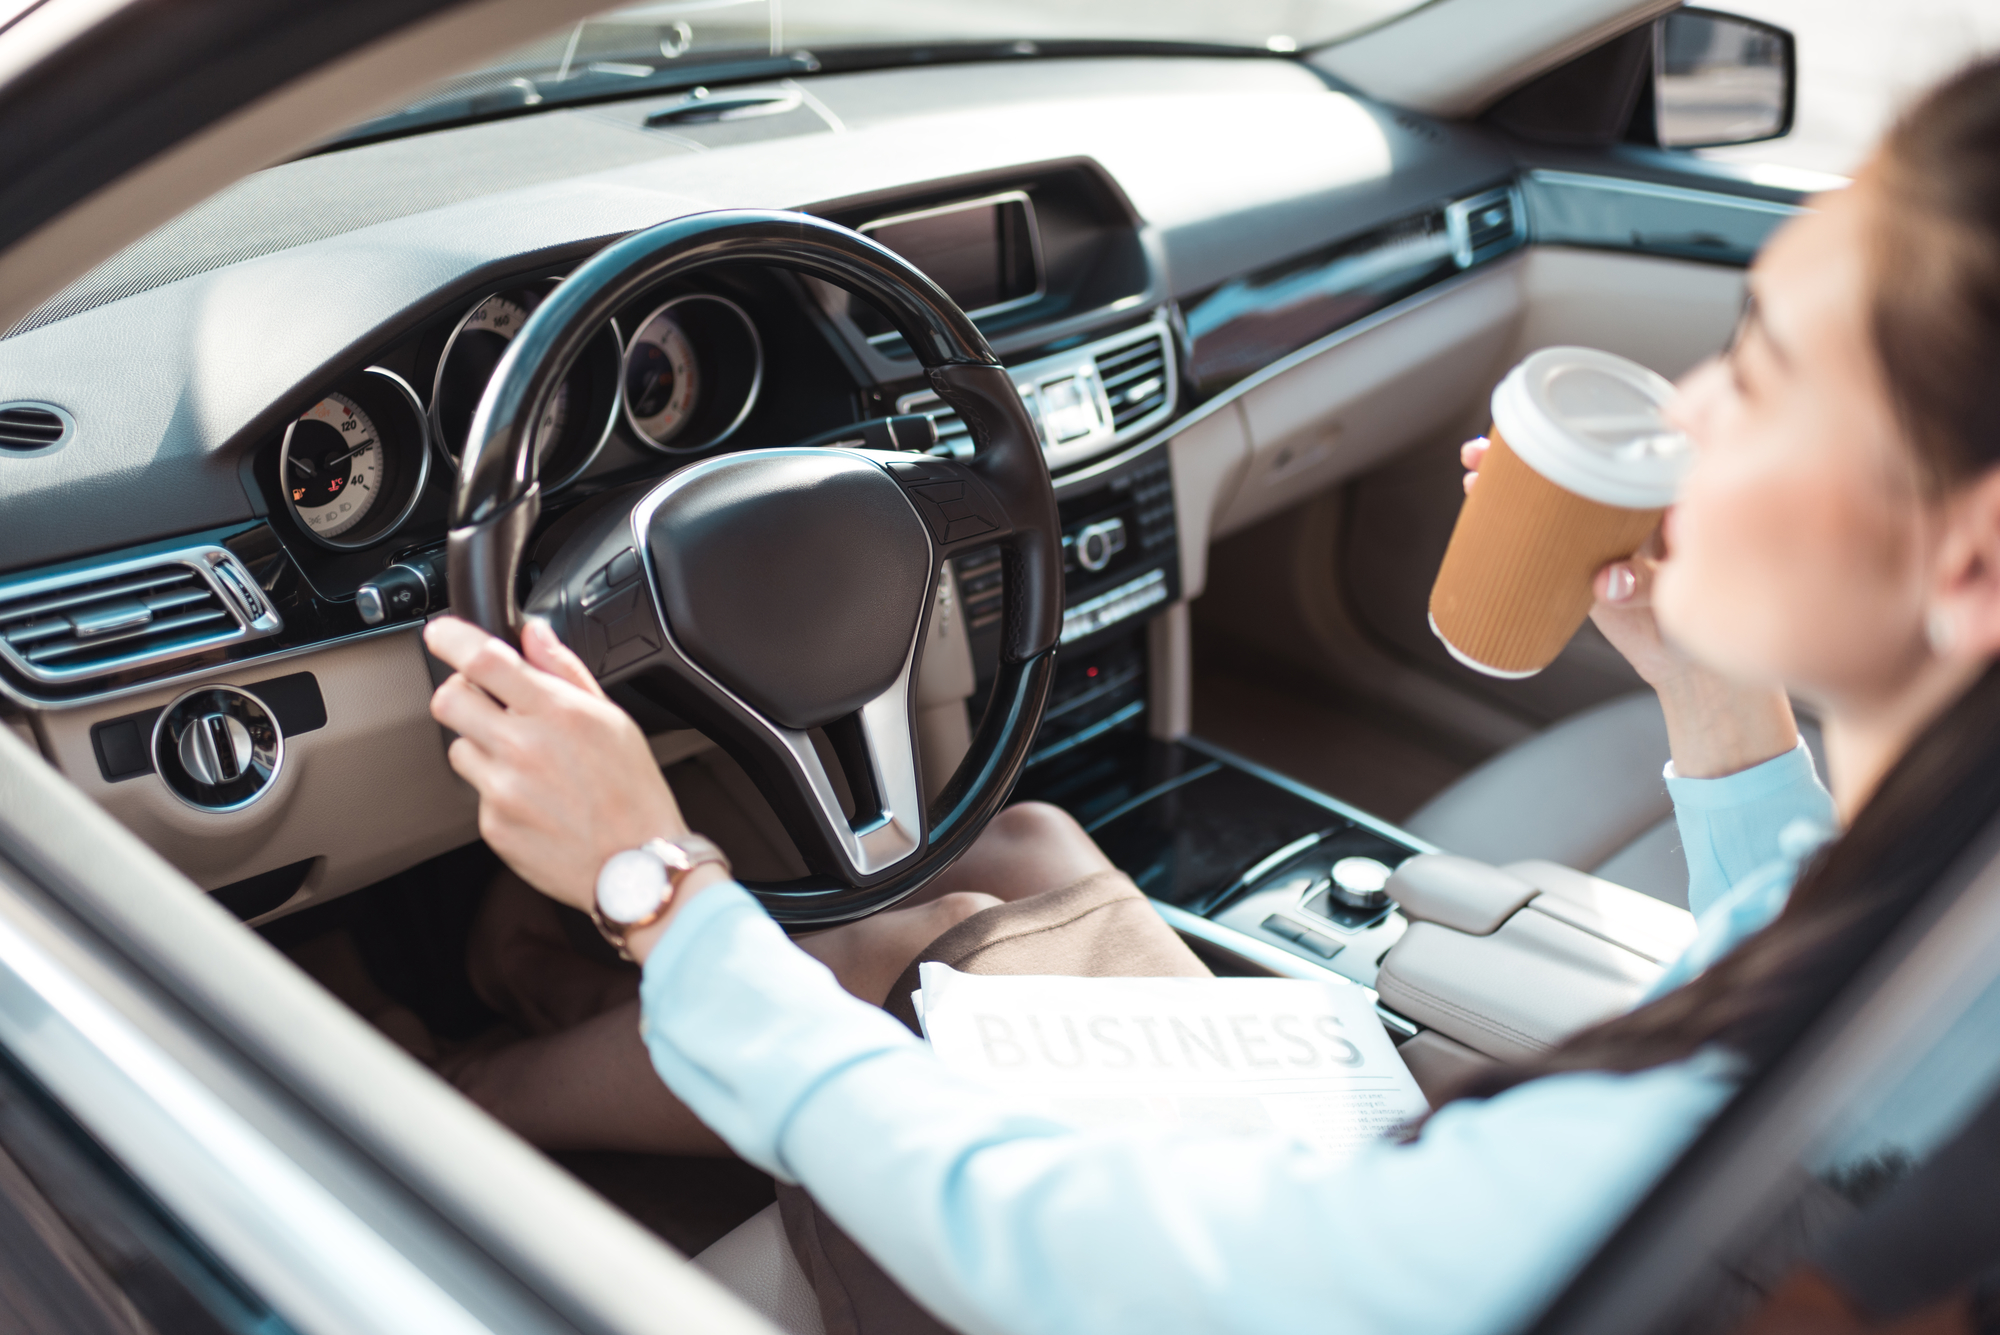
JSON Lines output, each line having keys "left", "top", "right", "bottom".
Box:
{"left": 1086, "top": 666, "right": 1098, "bottom": 678}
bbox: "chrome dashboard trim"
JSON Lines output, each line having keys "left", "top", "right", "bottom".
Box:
{"left": 629, "top": 448, "right": 931, "bottom": 880}
{"left": 0, "top": 543, "right": 284, "bottom": 692}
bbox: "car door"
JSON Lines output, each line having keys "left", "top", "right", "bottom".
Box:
{"left": 1195, "top": 8, "right": 1810, "bottom": 759}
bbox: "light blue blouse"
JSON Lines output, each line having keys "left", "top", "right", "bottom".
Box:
{"left": 639, "top": 742, "right": 1835, "bottom": 1335}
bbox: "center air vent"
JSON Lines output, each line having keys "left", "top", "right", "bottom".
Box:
{"left": 897, "top": 318, "right": 1177, "bottom": 471}
{"left": 0, "top": 402, "right": 71, "bottom": 452}
{"left": 0, "top": 546, "right": 282, "bottom": 689}
{"left": 1096, "top": 332, "right": 1170, "bottom": 434}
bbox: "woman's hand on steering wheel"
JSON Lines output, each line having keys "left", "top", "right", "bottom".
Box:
{"left": 1461, "top": 436, "right": 1800, "bottom": 779}
{"left": 425, "top": 615, "right": 727, "bottom": 935}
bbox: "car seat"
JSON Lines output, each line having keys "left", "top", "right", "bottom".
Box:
{"left": 1404, "top": 692, "right": 1826, "bottom": 910}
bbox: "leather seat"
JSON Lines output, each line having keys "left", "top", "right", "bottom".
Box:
{"left": 695, "top": 1203, "right": 827, "bottom": 1335}
{"left": 1404, "top": 692, "right": 1824, "bottom": 910}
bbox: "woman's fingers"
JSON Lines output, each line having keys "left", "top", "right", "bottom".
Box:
{"left": 425, "top": 617, "right": 552, "bottom": 712}
{"left": 523, "top": 618, "right": 606, "bottom": 699}
{"left": 1460, "top": 436, "right": 1489, "bottom": 495}
{"left": 1595, "top": 558, "right": 1655, "bottom": 606}
{"left": 430, "top": 671, "right": 509, "bottom": 744}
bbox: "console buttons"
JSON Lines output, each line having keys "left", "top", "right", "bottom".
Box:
{"left": 1262, "top": 914, "right": 1343, "bottom": 961}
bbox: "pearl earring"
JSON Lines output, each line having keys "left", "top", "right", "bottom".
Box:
{"left": 1927, "top": 607, "right": 1957, "bottom": 656}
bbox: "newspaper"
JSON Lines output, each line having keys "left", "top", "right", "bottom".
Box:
{"left": 915, "top": 963, "right": 1428, "bottom": 1163}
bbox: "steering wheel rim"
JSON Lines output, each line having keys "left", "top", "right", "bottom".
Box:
{"left": 447, "top": 209, "right": 1063, "bottom": 925}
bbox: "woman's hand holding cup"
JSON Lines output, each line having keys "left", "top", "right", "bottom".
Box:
{"left": 1459, "top": 435, "right": 1798, "bottom": 779}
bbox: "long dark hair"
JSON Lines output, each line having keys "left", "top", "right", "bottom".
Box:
{"left": 1434, "top": 57, "right": 2000, "bottom": 1109}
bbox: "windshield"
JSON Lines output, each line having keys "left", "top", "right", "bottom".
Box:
{"left": 335, "top": 0, "right": 1424, "bottom": 146}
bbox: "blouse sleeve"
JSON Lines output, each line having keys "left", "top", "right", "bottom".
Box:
{"left": 641, "top": 884, "right": 1735, "bottom": 1335}
{"left": 1665, "top": 739, "right": 1835, "bottom": 919}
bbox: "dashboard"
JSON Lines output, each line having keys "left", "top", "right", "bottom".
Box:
{"left": 0, "top": 50, "right": 1606, "bottom": 914}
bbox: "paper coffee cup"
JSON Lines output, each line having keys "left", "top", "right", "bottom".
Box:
{"left": 1429, "top": 347, "right": 1689, "bottom": 678}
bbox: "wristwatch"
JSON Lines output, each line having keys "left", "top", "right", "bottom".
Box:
{"left": 591, "top": 833, "right": 730, "bottom": 959}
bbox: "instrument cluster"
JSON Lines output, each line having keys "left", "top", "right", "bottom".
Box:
{"left": 268, "top": 272, "right": 769, "bottom": 564}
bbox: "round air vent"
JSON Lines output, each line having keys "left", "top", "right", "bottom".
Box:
{"left": 0, "top": 402, "right": 72, "bottom": 453}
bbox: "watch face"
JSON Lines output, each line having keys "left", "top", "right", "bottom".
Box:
{"left": 597, "top": 847, "right": 669, "bottom": 925}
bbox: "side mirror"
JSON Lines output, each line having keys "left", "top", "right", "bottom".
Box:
{"left": 1652, "top": 6, "right": 1796, "bottom": 148}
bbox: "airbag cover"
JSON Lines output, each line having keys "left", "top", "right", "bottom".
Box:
{"left": 647, "top": 453, "right": 931, "bottom": 730}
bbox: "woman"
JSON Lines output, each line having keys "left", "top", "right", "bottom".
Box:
{"left": 422, "top": 59, "right": 2000, "bottom": 1335}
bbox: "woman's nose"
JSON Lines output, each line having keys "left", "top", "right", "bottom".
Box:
{"left": 1666, "top": 357, "right": 1729, "bottom": 448}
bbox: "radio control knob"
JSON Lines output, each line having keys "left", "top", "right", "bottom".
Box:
{"left": 1328, "top": 857, "right": 1394, "bottom": 910}
{"left": 1074, "top": 517, "right": 1128, "bottom": 572}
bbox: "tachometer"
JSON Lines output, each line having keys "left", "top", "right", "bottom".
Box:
{"left": 431, "top": 287, "right": 621, "bottom": 493}
{"left": 619, "top": 292, "right": 763, "bottom": 453}
{"left": 278, "top": 367, "right": 430, "bottom": 551}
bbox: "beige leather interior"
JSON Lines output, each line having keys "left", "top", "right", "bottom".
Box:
{"left": 696, "top": 1204, "right": 826, "bottom": 1335}
{"left": 27, "top": 627, "right": 478, "bottom": 920}
{"left": 1376, "top": 852, "right": 1697, "bottom": 1062}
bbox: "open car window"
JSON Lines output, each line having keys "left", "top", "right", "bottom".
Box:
{"left": 1538, "top": 836, "right": 2000, "bottom": 1333}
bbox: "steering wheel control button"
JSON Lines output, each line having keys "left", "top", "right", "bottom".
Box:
{"left": 884, "top": 461, "right": 1005, "bottom": 547}
{"left": 152, "top": 685, "right": 283, "bottom": 811}
{"left": 585, "top": 585, "right": 660, "bottom": 675}
{"left": 1328, "top": 856, "right": 1394, "bottom": 910}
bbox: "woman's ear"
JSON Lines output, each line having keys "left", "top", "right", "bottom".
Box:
{"left": 1931, "top": 468, "right": 2000, "bottom": 660}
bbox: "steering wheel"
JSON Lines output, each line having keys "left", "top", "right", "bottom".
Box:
{"left": 446, "top": 210, "right": 1062, "bottom": 927}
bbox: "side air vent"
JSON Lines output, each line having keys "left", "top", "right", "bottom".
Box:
{"left": 1096, "top": 332, "right": 1171, "bottom": 434}
{"left": 0, "top": 546, "right": 282, "bottom": 688}
{"left": 0, "top": 402, "right": 72, "bottom": 452}
{"left": 1446, "top": 186, "right": 1526, "bottom": 269}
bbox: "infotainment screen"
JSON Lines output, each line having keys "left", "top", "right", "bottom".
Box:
{"left": 859, "top": 191, "right": 1043, "bottom": 327}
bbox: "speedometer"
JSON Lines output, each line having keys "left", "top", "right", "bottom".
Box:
{"left": 285, "top": 393, "right": 382, "bottom": 539}
{"left": 430, "top": 287, "right": 621, "bottom": 493}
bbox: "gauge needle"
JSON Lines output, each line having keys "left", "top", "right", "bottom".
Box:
{"left": 287, "top": 456, "right": 318, "bottom": 478}
{"left": 322, "top": 439, "right": 375, "bottom": 469}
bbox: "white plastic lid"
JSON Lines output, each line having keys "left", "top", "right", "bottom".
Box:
{"left": 1490, "top": 347, "right": 1690, "bottom": 508}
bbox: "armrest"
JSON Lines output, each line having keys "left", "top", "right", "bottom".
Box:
{"left": 1377, "top": 856, "right": 1697, "bottom": 1062}
{"left": 1385, "top": 854, "right": 1538, "bottom": 934}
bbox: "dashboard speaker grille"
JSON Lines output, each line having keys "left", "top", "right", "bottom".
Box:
{"left": 0, "top": 549, "right": 279, "bottom": 689}
{"left": 0, "top": 403, "right": 70, "bottom": 451}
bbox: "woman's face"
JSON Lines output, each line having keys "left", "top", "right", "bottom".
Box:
{"left": 1652, "top": 173, "right": 1937, "bottom": 706}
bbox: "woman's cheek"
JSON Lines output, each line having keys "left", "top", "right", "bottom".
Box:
{"left": 1653, "top": 457, "right": 1798, "bottom": 678}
